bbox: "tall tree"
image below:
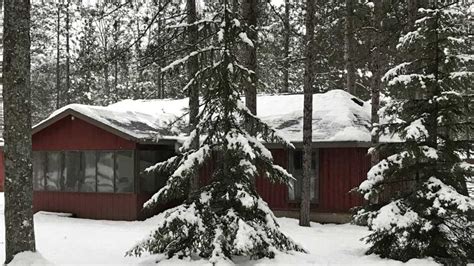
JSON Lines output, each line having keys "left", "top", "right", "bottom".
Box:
{"left": 241, "top": 0, "right": 257, "bottom": 115}
{"left": 187, "top": 0, "right": 200, "bottom": 193}
{"left": 281, "top": 0, "right": 290, "bottom": 93}
{"left": 357, "top": 3, "right": 473, "bottom": 264}
{"left": 3, "top": 0, "right": 36, "bottom": 263}
{"left": 55, "top": 2, "right": 61, "bottom": 109}
{"left": 65, "top": 0, "right": 71, "bottom": 105}
{"left": 299, "top": 0, "right": 315, "bottom": 227}
{"left": 370, "top": 0, "right": 384, "bottom": 166}
{"left": 344, "top": 0, "right": 356, "bottom": 96}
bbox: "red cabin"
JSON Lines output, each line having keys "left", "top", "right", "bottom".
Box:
{"left": 15, "top": 90, "right": 373, "bottom": 223}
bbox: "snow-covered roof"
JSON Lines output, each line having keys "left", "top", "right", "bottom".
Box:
{"left": 33, "top": 90, "right": 376, "bottom": 145}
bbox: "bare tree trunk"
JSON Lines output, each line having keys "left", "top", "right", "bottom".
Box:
{"left": 344, "top": 0, "right": 356, "bottom": 96}
{"left": 241, "top": 0, "right": 257, "bottom": 115}
{"left": 56, "top": 3, "right": 61, "bottom": 109}
{"left": 65, "top": 0, "right": 70, "bottom": 104}
{"left": 3, "top": 0, "right": 36, "bottom": 263}
{"left": 282, "top": 0, "right": 290, "bottom": 93}
{"left": 370, "top": 0, "right": 383, "bottom": 166}
{"left": 103, "top": 32, "right": 110, "bottom": 96}
{"left": 187, "top": 0, "right": 200, "bottom": 193}
{"left": 300, "top": 0, "right": 315, "bottom": 227}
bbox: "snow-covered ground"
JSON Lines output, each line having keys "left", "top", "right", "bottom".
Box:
{"left": 0, "top": 193, "right": 438, "bottom": 265}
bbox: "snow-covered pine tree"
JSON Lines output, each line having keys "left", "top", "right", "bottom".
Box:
{"left": 127, "top": 2, "right": 303, "bottom": 263}
{"left": 356, "top": 2, "right": 473, "bottom": 264}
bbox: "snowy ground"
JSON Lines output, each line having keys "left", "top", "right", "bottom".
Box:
{"left": 0, "top": 194, "right": 439, "bottom": 265}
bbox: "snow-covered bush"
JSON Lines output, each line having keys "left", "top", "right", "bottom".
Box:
{"left": 356, "top": 4, "right": 474, "bottom": 264}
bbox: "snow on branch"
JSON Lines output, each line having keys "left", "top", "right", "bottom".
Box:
{"left": 161, "top": 46, "right": 221, "bottom": 73}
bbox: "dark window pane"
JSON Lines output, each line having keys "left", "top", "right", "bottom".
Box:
{"left": 80, "top": 151, "right": 97, "bottom": 192}
{"left": 115, "top": 151, "right": 134, "bottom": 192}
{"left": 33, "top": 152, "right": 45, "bottom": 191}
{"left": 139, "top": 149, "right": 174, "bottom": 193}
{"left": 97, "top": 152, "right": 114, "bottom": 192}
{"left": 64, "top": 151, "right": 81, "bottom": 192}
{"left": 46, "top": 152, "right": 62, "bottom": 191}
{"left": 139, "top": 150, "right": 156, "bottom": 192}
{"left": 293, "top": 151, "right": 303, "bottom": 170}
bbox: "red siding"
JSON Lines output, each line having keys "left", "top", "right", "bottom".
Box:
{"left": 255, "top": 149, "right": 289, "bottom": 209}
{"left": 33, "top": 192, "right": 139, "bottom": 220}
{"left": 33, "top": 115, "right": 136, "bottom": 150}
{"left": 318, "top": 148, "right": 369, "bottom": 212}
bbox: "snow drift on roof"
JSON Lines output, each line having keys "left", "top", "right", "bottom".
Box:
{"left": 35, "top": 90, "right": 376, "bottom": 144}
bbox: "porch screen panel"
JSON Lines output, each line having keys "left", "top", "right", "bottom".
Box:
{"left": 115, "top": 151, "right": 134, "bottom": 192}
{"left": 80, "top": 151, "right": 97, "bottom": 192}
{"left": 97, "top": 152, "right": 114, "bottom": 192}
{"left": 33, "top": 152, "right": 45, "bottom": 190}
{"left": 64, "top": 151, "right": 81, "bottom": 191}
{"left": 46, "top": 152, "right": 62, "bottom": 191}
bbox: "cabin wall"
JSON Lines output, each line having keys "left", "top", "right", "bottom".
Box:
{"left": 198, "top": 147, "right": 369, "bottom": 213}
{"left": 32, "top": 115, "right": 139, "bottom": 220}
{"left": 317, "top": 147, "right": 369, "bottom": 212}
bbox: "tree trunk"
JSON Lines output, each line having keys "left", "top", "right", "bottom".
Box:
{"left": 408, "top": 0, "right": 418, "bottom": 31}
{"left": 370, "top": 0, "right": 383, "bottom": 167}
{"left": 156, "top": 0, "right": 163, "bottom": 99}
{"left": 344, "top": 0, "right": 356, "bottom": 96}
{"left": 300, "top": 0, "right": 315, "bottom": 227}
{"left": 113, "top": 19, "right": 119, "bottom": 97}
{"left": 282, "top": 0, "right": 290, "bottom": 93}
{"left": 65, "top": 0, "right": 71, "bottom": 104}
{"left": 241, "top": 0, "right": 257, "bottom": 115}
{"left": 187, "top": 0, "right": 200, "bottom": 193}
{"left": 3, "top": 0, "right": 36, "bottom": 263}
{"left": 56, "top": 3, "right": 61, "bottom": 109}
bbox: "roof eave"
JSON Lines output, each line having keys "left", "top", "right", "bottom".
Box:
{"left": 32, "top": 109, "right": 142, "bottom": 144}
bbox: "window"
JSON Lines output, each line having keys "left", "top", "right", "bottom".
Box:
{"left": 80, "top": 151, "right": 97, "bottom": 192}
{"left": 97, "top": 152, "right": 114, "bottom": 192}
{"left": 32, "top": 150, "right": 135, "bottom": 194}
{"left": 46, "top": 152, "right": 63, "bottom": 191}
{"left": 64, "top": 151, "right": 81, "bottom": 192}
{"left": 288, "top": 149, "right": 319, "bottom": 202}
{"left": 115, "top": 151, "right": 134, "bottom": 192}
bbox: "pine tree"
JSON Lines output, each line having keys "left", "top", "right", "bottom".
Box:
{"left": 356, "top": 3, "right": 474, "bottom": 264}
{"left": 127, "top": 3, "right": 303, "bottom": 262}
{"left": 299, "top": 0, "right": 316, "bottom": 227}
